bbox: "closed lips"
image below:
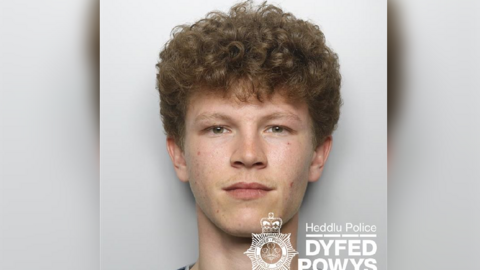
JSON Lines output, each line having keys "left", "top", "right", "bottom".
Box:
{"left": 223, "top": 182, "right": 273, "bottom": 191}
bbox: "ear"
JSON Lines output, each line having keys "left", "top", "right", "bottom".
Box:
{"left": 308, "top": 135, "right": 333, "bottom": 182}
{"left": 166, "top": 137, "right": 189, "bottom": 183}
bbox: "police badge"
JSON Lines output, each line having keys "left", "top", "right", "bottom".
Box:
{"left": 244, "top": 213, "right": 298, "bottom": 270}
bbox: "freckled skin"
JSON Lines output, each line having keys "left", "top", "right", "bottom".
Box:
{"left": 182, "top": 92, "right": 317, "bottom": 237}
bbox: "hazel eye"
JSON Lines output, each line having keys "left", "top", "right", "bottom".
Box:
{"left": 268, "top": 126, "right": 285, "bottom": 133}
{"left": 211, "top": 126, "right": 226, "bottom": 134}
{"left": 273, "top": 126, "right": 284, "bottom": 133}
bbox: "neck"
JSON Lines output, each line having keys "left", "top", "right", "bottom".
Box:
{"left": 191, "top": 205, "right": 299, "bottom": 270}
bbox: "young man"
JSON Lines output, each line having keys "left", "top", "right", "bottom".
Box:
{"left": 156, "top": 1, "right": 341, "bottom": 269}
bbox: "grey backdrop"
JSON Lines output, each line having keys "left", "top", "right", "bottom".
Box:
{"left": 100, "top": 0, "right": 387, "bottom": 269}
{"left": 1, "top": 0, "right": 99, "bottom": 269}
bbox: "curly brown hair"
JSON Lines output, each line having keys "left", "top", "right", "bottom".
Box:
{"left": 156, "top": 1, "right": 341, "bottom": 150}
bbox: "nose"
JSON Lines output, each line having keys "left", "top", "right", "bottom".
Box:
{"left": 230, "top": 132, "right": 268, "bottom": 169}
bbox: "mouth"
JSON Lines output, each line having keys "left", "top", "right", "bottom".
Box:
{"left": 223, "top": 182, "right": 273, "bottom": 200}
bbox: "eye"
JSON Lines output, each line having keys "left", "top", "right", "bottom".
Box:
{"left": 267, "top": 126, "right": 286, "bottom": 133}
{"left": 209, "top": 126, "right": 227, "bottom": 134}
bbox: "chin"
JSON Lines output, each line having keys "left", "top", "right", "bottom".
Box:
{"left": 214, "top": 207, "right": 272, "bottom": 237}
{"left": 218, "top": 221, "right": 261, "bottom": 238}
{"left": 222, "top": 227, "right": 258, "bottom": 238}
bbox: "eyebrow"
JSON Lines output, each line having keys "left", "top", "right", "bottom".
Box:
{"left": 194, "top": 112, "right": 302, "bottom": 123}
{"left": 194, "top": 113, "right": 234, "bottom": 122}
{"left": 263, "top": 112, "right": 302, "bottom": 122}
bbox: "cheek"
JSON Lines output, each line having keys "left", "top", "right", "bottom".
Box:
{"left": 270, "top": 140, "right": 311, "bottom": 175}
{"left": 186, "top": 153, "right": 218, "bottom": 207}
{"left": 268, "top": 140, "right": 311, "bottom": 196}
{"left": 186, "top": 143, "right": 229, "bottom": 187}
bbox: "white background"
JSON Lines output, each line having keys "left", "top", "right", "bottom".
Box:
{"left": 0, "top": 0, "right": 99, "bottom": 269}
{"left": 388, "top": 0, "right": 480, "bottom": 269}
{"left": 100, "top": 0, "right": 386, "bottom": 269}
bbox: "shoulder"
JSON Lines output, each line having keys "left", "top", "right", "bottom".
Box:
{"left": 177, "top": 264, "right": 193, "bottom": 270}
{"left": 177, "top": 263, "right": 194, "bottom": 270}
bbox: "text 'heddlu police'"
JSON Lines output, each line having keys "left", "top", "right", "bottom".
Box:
{"left": 299, "top": 223, "right": 378, "bottom": 270}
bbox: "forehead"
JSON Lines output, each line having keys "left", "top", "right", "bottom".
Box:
{"left": 185, "top": 91, "right": 310, "bottom": 123}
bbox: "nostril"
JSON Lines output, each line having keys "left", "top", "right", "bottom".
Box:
{"left": 231, "top": 160, "right": 266, "bottom": 168}
{"left": 233, "top": 161, "right": 244, "bottom": 167}
{"left": 253, "top": 161, "right": 265, "bottom": 167}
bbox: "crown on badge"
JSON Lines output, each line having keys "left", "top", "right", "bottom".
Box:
{"left": 261, "top": 212, "right": 282, "bottom": 233}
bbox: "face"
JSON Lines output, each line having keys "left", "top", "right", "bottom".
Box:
{"left": 167, "top": 91, "right": 332, "bottom": 237}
